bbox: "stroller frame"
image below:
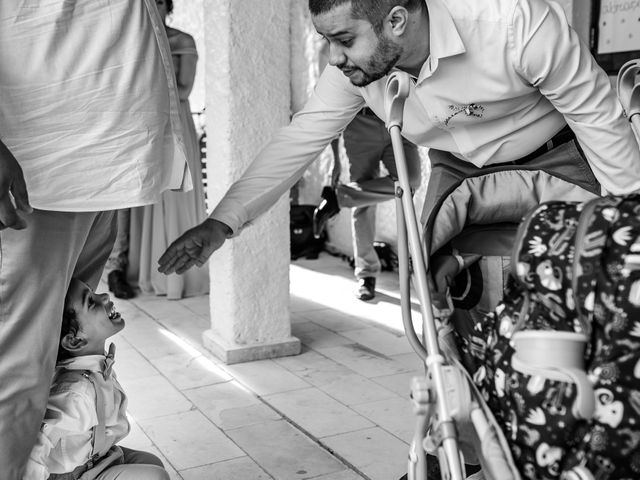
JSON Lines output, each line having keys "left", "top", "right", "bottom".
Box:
{"left": 386, "top": 59, "right": 640, "bottom": 480}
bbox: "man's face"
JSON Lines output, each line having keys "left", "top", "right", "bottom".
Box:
{"left": 313, "top": 2, "right": 402, "bottom": 87}
{"left": 65, "top": 279, "right": 125, "bottom": 352}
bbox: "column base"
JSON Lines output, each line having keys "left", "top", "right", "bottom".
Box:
{"left": 202, "top": 329, "right": 301, "bottom": 365}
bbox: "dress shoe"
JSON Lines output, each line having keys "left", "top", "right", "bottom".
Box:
{"left": 356, "top": 277, "right": 376, "bottom": 301}
{"left": 313, "top": 186, "right": 340, "bottom": 239}
{"left": 107, "top": 270, "right": 136, "bottom": 299}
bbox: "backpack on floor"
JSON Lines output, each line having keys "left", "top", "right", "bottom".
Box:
{"left": 290, "top": 205, "right": 325, "bottom": 260}
{"left": 373, "top": 241, "right": 399, "bottom": 272}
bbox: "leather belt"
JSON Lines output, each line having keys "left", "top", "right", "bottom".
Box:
{"left": 359, "top": 106, "right": 377, "bottom": 117}
{"left": 507, "top": 125, "right": 577, "bottom": 165}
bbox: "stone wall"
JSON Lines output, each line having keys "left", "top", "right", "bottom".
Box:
{"left": 201, "top": 0, "right": 297, "bottom": 363}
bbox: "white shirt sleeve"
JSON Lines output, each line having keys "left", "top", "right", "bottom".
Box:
{"left": 510, "top": 0, "right": 640, "bottom": 195}
{"left": 23, "top": 389, "right": 97, "bottom": 480}
{"left": 22, "top": 430, "right": 54, "bottom": 480}
{"left": 209, "top": 66, "right": 365, "bottom": 234}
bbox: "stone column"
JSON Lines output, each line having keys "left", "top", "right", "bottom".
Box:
{"left": 202, "top": 0, "right": 300, "bottom": 364}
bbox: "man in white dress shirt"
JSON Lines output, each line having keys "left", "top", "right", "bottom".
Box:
{"left": 158, "top": 0, "right": 640, "bottom": 273}
{"left": 0, "top": 1, "right": 189, "bottom": 478}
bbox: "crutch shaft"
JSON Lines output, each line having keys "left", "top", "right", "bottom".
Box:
{"left": 385, "top": 70, "right": 465, "bottom": 480}
{"left": 390, "top": 126, "right": 464, "bottom": 480}
{"left": 395, "top": 191, "right": 428, "bottom": 361}
{"left": 389, "top": 127, "right": 441, "bottom": 356}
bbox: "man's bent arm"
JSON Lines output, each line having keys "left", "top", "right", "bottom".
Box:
{"left": 210, "top": 66, "right": 365, "bottom": 235}
{"left": 511, "top": 0, "right": 640, "bottom": 195}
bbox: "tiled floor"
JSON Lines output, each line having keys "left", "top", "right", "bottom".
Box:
{"left": 107, "top": 252, "right": 427, "bottom": 480}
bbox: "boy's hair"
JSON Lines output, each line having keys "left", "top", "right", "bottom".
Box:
{"left": 308, "top": 0, "right": 424, "bottom": 33}
{"left": 166, "top": 0, "right": 174, "bottom": 15}
{"left": 57, "top": 306, "right": 79, "bottom": 362}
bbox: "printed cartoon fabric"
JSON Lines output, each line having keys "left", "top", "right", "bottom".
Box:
{"left": 563, "top": 196, "right": 640, "bottom": 479}
{"left": 455, "top": 196, "right": 640, "bottom": 480}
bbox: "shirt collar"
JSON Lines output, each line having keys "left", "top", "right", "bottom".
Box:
{"left": 57, "top": 343, "right": 117, "bottom": 378}
{"left": 418, "top": 0, "right": 466, "bottom": 80}
{"left": 57, "top": 355, "right": 107, "bottom": 372}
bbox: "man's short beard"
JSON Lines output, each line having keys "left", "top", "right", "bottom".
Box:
{"left": 351, "top": 35, "right": 402, "bottom": 87}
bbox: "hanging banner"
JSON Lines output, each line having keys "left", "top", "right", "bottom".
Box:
{"left": 597, "top": 0, "right": 640, "bottom": 54}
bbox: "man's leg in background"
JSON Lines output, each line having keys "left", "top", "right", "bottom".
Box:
{"left": 76, "top": 210, "right": 119, "bottom": 291}
{"left": 340, "top": 111, "right": 391, "bottom": 300}
{"left": 380, "top": 134, "right": 422, "bottom": 192}
{"left": 351, "top": 204, "right": 380, "bottom": 300}
{"left": 103, "top": 208, "right": 135, "bottom": 299}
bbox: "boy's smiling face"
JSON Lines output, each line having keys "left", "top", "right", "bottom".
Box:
{"left": 64, "top": 279, "right": 124, "bottom": 355}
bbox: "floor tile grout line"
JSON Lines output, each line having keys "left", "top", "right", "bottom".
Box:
{"left": 122, "top": 293, "right": 409, "bottom": 479}
{"left": 230, "top": 408, "right": 373, "bottom": 480}
{"left": 271, "top": 347, "right": 406, "bottom": 409}
{"left": 176, "top": 459, "right": 275, "bottom": 479}
{"left": 146, "top": 324, "right": 371, "bottom": 478}
{"left": 122, "top": 303, "right": 368, "bottom": 478}
{"left": 135, "top": 409, "right": 270, "bottom": 477}
{"left": 125, "top": 305, "right": 414, "bottom": 424}
{"left": 127, "top": 419, "right": 185, "bottom": 480}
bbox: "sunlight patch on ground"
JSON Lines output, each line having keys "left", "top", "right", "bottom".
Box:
{"left": 158, "top": 327, "right": 234, "bottom": 382}
{"left": 290, "top": 263, "right": 424, "bottom": 336}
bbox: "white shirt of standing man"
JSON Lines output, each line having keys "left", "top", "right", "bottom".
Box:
{"left": 0, "top": 0, "right": 190, "bottom": 220}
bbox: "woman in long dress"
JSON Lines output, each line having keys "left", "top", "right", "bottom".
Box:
{"left": 128, "top": 0, "right": 209, "bottom": 299}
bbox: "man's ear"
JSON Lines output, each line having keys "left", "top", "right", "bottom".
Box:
{"left": 61, "top": 333, "right": 87, "bottom": 353}
{"left": 386, "top": 6, "right": 409, "bottom": 37}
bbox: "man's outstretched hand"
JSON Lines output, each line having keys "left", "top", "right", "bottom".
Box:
{"left": 0, "top": 140, "right": 32, "bottom": 230}
{"left": 158, "top": 218, "right": 231, "bottom": 275}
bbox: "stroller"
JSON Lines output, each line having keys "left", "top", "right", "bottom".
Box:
{"left": 387, "top": 59, "right": 640, "bottom": 480}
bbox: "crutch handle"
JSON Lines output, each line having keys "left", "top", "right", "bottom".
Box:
{"left": 628, "top": 84, "right": 640, "bottom": 121}
{"left": 385, "top": 71, "right": 412, "bottom": 131}
{"left": 617, "top": 59, "right": 640, "bottom": 119}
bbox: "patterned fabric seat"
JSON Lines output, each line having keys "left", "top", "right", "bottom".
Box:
{"left": 456, "top": 196, "right": 640, "bottom": 480}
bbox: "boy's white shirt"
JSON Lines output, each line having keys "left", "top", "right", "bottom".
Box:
{"left": 22, "top": 354, "right": 129, "bottom": 479}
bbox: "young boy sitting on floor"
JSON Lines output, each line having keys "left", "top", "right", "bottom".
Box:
{"left": 23, "top": 278, "right": 169, "bottom": 480}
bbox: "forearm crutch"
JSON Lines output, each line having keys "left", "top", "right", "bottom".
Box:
{"left": 618, "top": 60, "right": 640, "bottom": 137}
{"left": 384, "top": 71, "right": 466, "bottom": 480}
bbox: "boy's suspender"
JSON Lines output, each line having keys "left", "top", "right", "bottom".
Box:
{"left": 48, "top": 362, "right": 123, "bottom": 480}
{"left": 55, "top": 369, "right": 111, "bottom": 466}
{"left": 81, "top": 371, "right": 111, "bottom": 462}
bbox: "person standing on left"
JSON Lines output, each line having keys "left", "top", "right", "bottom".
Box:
{"left": 127, "top": 0, "right": 209, "bottom": 300}
{"left": 0, "top": 2, "right": 189, "bottom": 478}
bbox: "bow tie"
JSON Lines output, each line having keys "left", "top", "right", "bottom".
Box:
{"left": 102, "top": 343, "right": 116, "bottom": 379}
